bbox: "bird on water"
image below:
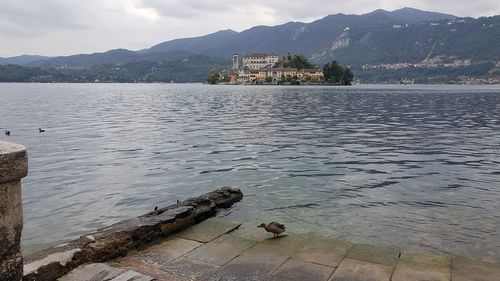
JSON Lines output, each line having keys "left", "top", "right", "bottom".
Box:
{"left": 258, "top": 222, "right": 286, "bottom": 237}
{"left": 39, "top": 128, "right": 45, "bottom": 133}
{"left": 4, "top": 130, "right": 10, "bottom": 136}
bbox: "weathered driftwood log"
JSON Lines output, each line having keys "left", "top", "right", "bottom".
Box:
{"left": 23, "top": 187, "right": 243, "bottom": 281}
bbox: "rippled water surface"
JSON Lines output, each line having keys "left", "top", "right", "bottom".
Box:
{"left": 0, "top": 83, "right": 499, "bottom": 260}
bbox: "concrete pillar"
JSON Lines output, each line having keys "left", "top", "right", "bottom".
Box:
{"left": 0, "top": 141, "right": 28, "bottom": 281}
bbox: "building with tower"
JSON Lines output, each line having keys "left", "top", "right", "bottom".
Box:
{"left": 232, "top": 54, "right": 240, "bottom": 70}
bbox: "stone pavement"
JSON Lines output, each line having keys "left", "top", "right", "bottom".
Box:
{"left": 59, "top": 217, "right": 500, "bottom": 281}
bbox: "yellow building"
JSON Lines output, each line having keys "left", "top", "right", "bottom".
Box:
{"left": 249, "top": 70, "right": 268, "bottom": 82}
{"left": 299, "top": 69, "right": 324, "bottom": 81}
{"left": 267, "top": 68, "right": 298, "bottom": 81}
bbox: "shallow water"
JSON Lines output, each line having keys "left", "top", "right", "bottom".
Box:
{"left": 0, "top": 83, "right": 499, "bottom": 260}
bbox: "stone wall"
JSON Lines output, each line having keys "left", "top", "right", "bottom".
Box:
{"left": 0, "top": 141, "right": 28, "bottom": 281}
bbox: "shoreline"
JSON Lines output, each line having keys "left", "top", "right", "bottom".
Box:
{"left": 22, "top": 188, "right": 500, "bottom": 281}
{"left": 22, "top": 187, "right": 243, "bottom": 280}
{"left": 0, "top": 81, "right": 499, "bottom": 85}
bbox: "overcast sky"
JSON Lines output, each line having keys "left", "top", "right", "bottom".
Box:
{"left": 1, "top": 0, "right": 499, "bottom": 57}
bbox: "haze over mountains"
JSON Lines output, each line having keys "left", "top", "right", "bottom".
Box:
{"left": 1, "top": 7, "right": 499, "bottom": 83}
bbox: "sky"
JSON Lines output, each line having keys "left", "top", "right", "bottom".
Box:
{"left": 1, "top": 0, "right": 499, "bottom": 57}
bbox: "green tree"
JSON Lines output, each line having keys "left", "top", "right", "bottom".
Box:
{"left": 323, "top": 61, "right": 353, "bottom": 85}
{"left": 342, "top": 68, "right": 354, "bottom": 85}
{"left": 207, "top": 67, "right": 220, "bottom": 84}
{"left": 283, "top": 55, "right": 314, "bottom": 70}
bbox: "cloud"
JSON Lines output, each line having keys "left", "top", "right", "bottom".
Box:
{"left": 0, "top": 0, "right": 86, "bottom": 33}
{"left": 0, "top": 0, "right": 499, "bottom": 56}
{"left": 137, "top": 0, "right": 500, "bottom": 21}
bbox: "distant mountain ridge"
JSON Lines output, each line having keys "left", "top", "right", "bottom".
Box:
{"left": 145, "top": 7, "right": 459, "bottom": 61}
{"left": 1, "top": 7, "right": 461, "bottom": 67}
{"left": 28, "top": 49, "right": 201, "bottom": 68}
{"left": 1, "top": 7, "right": 498, "bottom": 84}
{"left": 0, "top": 55, "right": 50, "bottom": 65}
{"left": 364, "top": 7, "right": 456, "bottom": 23}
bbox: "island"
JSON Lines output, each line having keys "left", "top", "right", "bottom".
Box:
{"left": 209, "top": 53, "right": 353, "bottom": 85}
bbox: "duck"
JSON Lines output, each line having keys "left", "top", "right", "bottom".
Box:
{"left": 4, "top": 130, "right": 10, "bottom": 136}
{"left": 258, "top": 222, "right": 286, "bottom": 237}
{"left": 39, "top": 128, "right": 45, "bottom": 133}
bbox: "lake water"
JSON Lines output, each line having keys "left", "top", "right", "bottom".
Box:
{"left": 0, "top": 83, "right": 499, "bottom": 261}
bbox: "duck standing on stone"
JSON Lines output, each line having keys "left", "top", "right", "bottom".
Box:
{"left": 258, "top": 222, "right": 286, "bottom": 237}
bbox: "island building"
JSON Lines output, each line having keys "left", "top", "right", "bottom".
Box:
{"left": 241, "top": 54, "right": 279, "bottom": 70}
{"left": 223, "top": 53, "right": 324, "bottom": 84}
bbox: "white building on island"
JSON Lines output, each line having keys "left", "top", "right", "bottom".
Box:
{"left": 242, "top": 54, "right": 279, "bottom": 70}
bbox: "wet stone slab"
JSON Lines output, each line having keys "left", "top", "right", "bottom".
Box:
{"left": 346, "top": 244, "right": 400, "bottom": 267}
{"left": 270, "top": 257, "right": 335, "bottom": 281}
{"left": 392, "top": 251, "right": 451, "bottom": 281}
{"left": 109, "top": 257, "right": 192, "bottom": 281}
{"left": 229, "top": 224, "right": 273, "bottom": 241}
{"left": 176, "top": 218, "right": 241, "bottom": 243}
{"left": 248, "top": 233, "right": 313, "bottom": 257}
{"left": 452, "top": 257, "right": 500, "bottom": 281}
{"left": 161, "top": 256, "right": 220, "bottom": 280}
{"left": 185, "top": 234, "right": 258, "bottom": 265}
{"left": 111, "top": 270, "right": 154, "bottom": 281}
{"left": 57, "top": 263, "right": 153, "bottom": 281}
{"left": 120, "top": 237, "right": 203, "bottom": 268}
{"left": 203, "top": 252, "right": 288, "bottom": 281}
{"left": 55, "top": 218, "right": 500, "bottom": 281}
{"left": 295, "top": 236, "right": 352, "bottom": 268}
{"left": 329, "top": 258, "right": 394, "bottom": 281}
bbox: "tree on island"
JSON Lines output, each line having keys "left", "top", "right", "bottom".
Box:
{"left": 323, "top": 61, "right": 353, "bottom": 85}
{"left": 207, "top": 67, "right": 219, "bottom": 84}
{"left": 283, "top": 54, "right": 313, "bottom": 69}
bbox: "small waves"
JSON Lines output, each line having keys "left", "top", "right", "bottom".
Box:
{"left": 1, "top": 83, "right": 499, "bottom": 261}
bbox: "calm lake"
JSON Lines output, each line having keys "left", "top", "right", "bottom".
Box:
{"left": 0, "top": 83, "right": 499, "bottom": 261}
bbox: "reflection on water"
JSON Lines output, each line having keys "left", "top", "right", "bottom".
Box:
{"left": 0, "top": 83, "right": 499, "bottom": 261}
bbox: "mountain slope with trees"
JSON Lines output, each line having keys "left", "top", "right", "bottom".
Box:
{"left": 0, "top": 8, "right": 498, "bottom": 83}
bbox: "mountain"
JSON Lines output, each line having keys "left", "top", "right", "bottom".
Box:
{"left": 144, "top": 8, "right": 460, "bottom": 62}
{"left": 365, "top": 7, "right": 456, "bottom": 23}
{"left": 0, "top": 55, "right": 51, "bottom": 65}
{"left": 28, "top": 49, "right": 200, "bottom": 68}
{"left": 141, "top": 8, "right": 498, "bottom": 71}
{"left": 11, "top": 7, "right": 461, "bottom": 68}
{"left": 147, "top": 29, "right": 240, "bottom": 55}
{"left": 1, "top": 8, "right": 498, "bottom": 83}
{"left": 0, "top": 55, "right": 230, "bottom": 83}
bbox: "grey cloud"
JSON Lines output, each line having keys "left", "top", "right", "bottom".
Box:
{"left": 0, "top": 0, "right": 87, "bottom": 32}
{"left": 138, "top": 0, "right": 500, "bottom": 20}
{"left": 137, "top": 0, "right": 332, "bottom": 20}
{"left": 406, "top": 0, "right": 500, "bottom": 17}
{"left": 1, "top": 0, "right": 499, "bottom": 56}
{"left": 137, "top": 0, "right": 238, "bottom": 18}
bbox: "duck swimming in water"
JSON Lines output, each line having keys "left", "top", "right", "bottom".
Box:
{"left": 258, "top": 222, "right": 286, "bottom": 237}
{"left": 39, "top": 128, "right": 45, "bottom": 133}
{"left": 4, "top": 130, "right": 10, "bottom": 136}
